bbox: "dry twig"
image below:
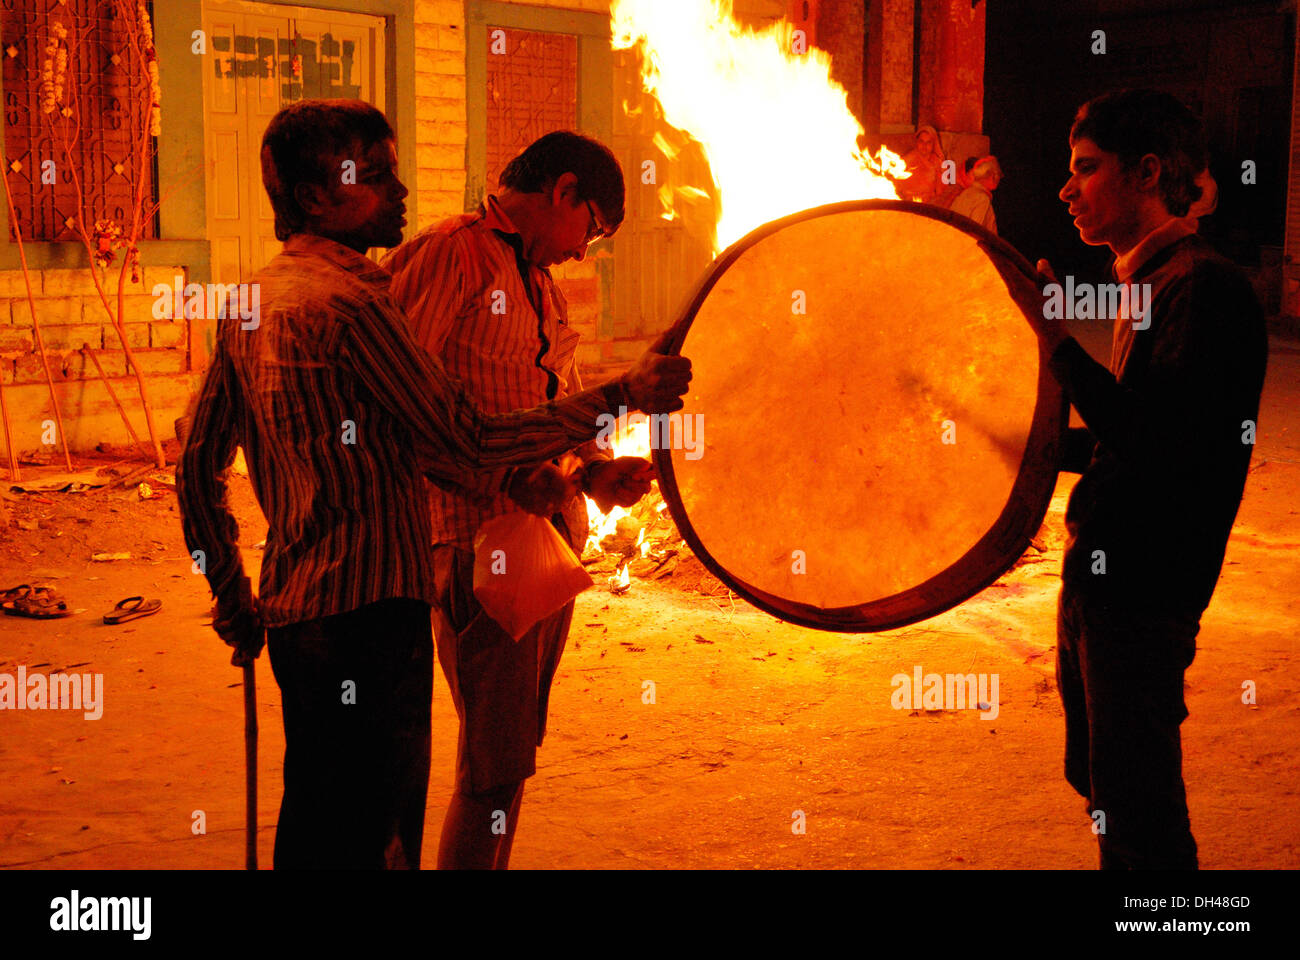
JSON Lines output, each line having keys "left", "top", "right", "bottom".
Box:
{"left": 0, "top": 169, "right": 73, "bottom": 471}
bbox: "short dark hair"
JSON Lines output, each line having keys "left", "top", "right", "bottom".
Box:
{"left": 1069, "top": 89, "right": 1207, "bottom": 217}
{"left": 499, "top": 131, "right": 625, "bottom": 232}
{"left": 261, "top": 99, "right": 396, "bottom": 241}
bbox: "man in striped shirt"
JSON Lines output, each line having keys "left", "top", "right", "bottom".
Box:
{"left": 384, "top": 132, "right": 653, "bottom": 868}
{"left": 176, "top": 101, "right": 690, "bottom": 869}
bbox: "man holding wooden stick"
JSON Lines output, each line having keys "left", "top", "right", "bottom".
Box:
{"left": 176, "top": 99, "right": 690, "bottom": 869}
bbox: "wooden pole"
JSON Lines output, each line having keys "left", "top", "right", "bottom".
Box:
{"left": 0, "top": 376, "right": 19, "bottom": 481}
{"left": 81, "top": 343, "right": 148, "bottom": 458}
{"left": 243, "top": 661, "right": 258, "bottom": 870}
{"left": 1, "top": 170, "right": 73, "bottom": 471}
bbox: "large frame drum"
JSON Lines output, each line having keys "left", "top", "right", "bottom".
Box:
{"left": 654, "top": 199, "right": 1067, "bottom": 632}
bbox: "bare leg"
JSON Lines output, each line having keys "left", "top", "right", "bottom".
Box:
{"left": 492, "top": 781, "right": 526, "bottom": 869}
{"left": 437, "top": 778, "right": 525, "bottom": 870}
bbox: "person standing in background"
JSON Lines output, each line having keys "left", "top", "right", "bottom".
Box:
{"left": 950, "top": 155, "right": 1002, "bottom": 234}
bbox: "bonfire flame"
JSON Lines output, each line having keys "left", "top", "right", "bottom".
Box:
{"left": 589, "top": 2, "right": 905, "bottom": 585}
{"left": 611, "top": 0, "right": 906, "bottom": 252}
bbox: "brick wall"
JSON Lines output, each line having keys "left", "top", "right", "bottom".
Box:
{"left": 869, "top": 0, "right": 915, "bottom": 135}
{"left": 0, "top": 266, "right": 193, "bottom": 455}
{"left": 413, "top": 0, "right": 469, "bottom": 229}
{"left": 917, "top": 0, "right": 984, "bottom": 136}
{"left": 816, "top": 0, "right": 865, "bottom": 126}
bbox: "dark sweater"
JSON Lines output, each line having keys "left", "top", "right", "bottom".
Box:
{"left": 1048, "top": 234, "right": 1268, "bottom": 616}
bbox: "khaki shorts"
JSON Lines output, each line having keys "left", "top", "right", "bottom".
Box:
{"left": 431, "top": 541, "right": 574, "bottom": 796}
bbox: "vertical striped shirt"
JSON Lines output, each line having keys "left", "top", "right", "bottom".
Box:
{"left": 382, "top": 196, "right": 609, "bottom": 549}
{"left": 177, "top": 233, "right": 621, "bottom": 628}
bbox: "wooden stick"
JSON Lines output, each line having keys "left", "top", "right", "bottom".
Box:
{"left": 243, "top": 661, "right": 258, "bottom": 870}
{"left": 1, "top": 169, "right": 73, "bottom": 471}
{"left": 81, "top": 343, "right": 148, "bottom": 457}
{"left": 106, "top": 462, "right": 153, "bottom": 491}
{"left": 0, "top": 375, "right": 19, "bottom": 481}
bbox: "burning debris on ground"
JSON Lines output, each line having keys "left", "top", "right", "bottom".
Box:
{"left": 582, "top": 485, "right": 728, "bottom": 596}
{"left": 580, "top": 417, "right": 734, "bottom": 599}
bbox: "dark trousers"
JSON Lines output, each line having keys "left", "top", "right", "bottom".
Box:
{"left": 1056, "top": 584, "right": 1200, "bottom": 869}
{"left": 266, "top": 598, "right": 433, "bottom": 869}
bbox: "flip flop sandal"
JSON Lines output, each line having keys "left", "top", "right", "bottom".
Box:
{"left": 0, "top": 584, "right": 32, "bottom": 615}
{"left": 103, "top": 596, "right": 162, "bottom": 624}
{"left": 2, "top": 584, "right": 72, "bottom": 619}
{"left": 1, "top": 584, "right": 32, "bottom": 604}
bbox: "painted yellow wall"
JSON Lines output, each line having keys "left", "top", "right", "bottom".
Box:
{"left": 1, "top": 266, "right": 193, "bottom": 455}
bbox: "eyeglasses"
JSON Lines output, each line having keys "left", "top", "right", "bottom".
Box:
{"left": 583, "top": 198, "right": 609, "bottom": 245}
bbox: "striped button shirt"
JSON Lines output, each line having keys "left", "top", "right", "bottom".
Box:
{"left": 177, "top": 233, "right": 620, "bottom": 628}
{"left": 383, "top": 196, "right": 609, "bottom": 549}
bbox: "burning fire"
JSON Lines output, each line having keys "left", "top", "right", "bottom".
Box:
{"left": 611, "top": 0, "right": 907, "bottom": 251}
{"left": 584, "top": 419, "right": 667, "bottom": 592}
{"left": 584, "top": 418, "right": 653, "bottom": 558}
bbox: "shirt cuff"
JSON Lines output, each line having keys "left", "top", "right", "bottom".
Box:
{"left": 602, "top": 378, "right": 631, "bottom": 415}
{"left": 1047, "top": 336, "right": 1086, "bottom": 392}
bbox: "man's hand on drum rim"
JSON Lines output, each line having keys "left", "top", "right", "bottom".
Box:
{"left": 618, "top": 328, "right": 692, "bottom": 414}
{"left": 981, "top": 244, "right": 1071, "bottom": 354}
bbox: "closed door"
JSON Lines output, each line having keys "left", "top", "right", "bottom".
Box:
{"left": 201, "top": 0, "right": 385, "bottom": 284}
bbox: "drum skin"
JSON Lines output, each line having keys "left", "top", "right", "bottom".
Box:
{"left": 653, "top": 199, "right": 1067, "bottom": 632}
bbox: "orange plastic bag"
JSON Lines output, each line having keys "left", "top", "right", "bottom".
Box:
{"left": 473, "top": 512, "right": 594, "bottom": 640}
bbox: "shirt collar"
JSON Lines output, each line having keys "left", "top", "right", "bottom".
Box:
{"left": 481, "top": 194, "right": 521, "bottom": 237}
{"left": 1113, "top": 217, "right": 1194, "bottom": 282}
{"left": 480, "top": 194, "right": 553, "bottom": 278}
{"left": 284, "top": 232, "right": 392, "bottom": 288}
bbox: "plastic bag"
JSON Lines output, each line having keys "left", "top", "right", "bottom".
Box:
{"left": 473, "top": 511, "right": 594, "bottom": 640}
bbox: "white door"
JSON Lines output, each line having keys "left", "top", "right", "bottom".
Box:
{"left": 201, "top": 0, "right": 386, "bottom": 284}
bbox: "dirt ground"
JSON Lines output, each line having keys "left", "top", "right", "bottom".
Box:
{"left": 2, "top": 329, "right": 1298, "bottom": 870}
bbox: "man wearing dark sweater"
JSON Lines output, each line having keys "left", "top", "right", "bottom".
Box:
{"left": 997, "top": 90, "right": 1267, "bottom": 868}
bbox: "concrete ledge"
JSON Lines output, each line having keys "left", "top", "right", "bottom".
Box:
{"left": 0, "top": 372, "right": 197, "bottom": 454}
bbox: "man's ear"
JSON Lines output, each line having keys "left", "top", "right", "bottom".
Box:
{"left": 294, "top": 180, "right": 330, "bottom": 219}
{"left": 1135, "top": 153, "right": 1163, "bottom": 195}
{"left": 550, "top": 171, "right": 580, "bottom": 207}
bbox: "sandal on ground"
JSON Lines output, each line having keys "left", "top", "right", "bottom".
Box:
{"left": 103, "top": 596, "right": 162, "bottom": 624}
{"left": 1, "top": 584, "right": 72, "bottom": 619}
